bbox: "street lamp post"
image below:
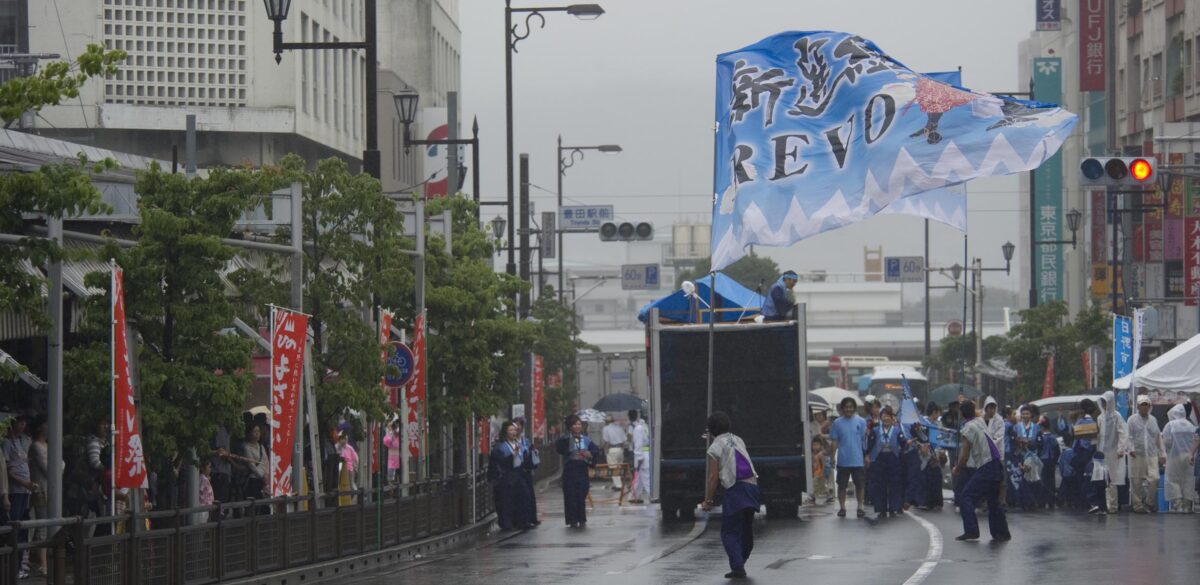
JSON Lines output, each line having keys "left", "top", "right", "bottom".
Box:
{"left": 934, "top": 242, "right": 1014, "bottom": 392}
{"left": 505, "top": 1, "right": 605, "bottom": 277}
{"left": 266, "top": 0, "right": 380, "bottom": 179}
{"left": 1028, "top": 207, "right": 1083, "bottom": 308}
{"left": 393, "top": 90, "right": 483, "bottom": 218}
{"left": 557, "top": 136, "right": 621, "bottom": 303}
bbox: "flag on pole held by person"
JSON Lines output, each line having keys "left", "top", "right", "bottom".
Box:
{"left": 899, "top": 374, "right": 920, "bottom": 428}
{"left": 712, "top": 31, "right": 1077, "bottom": 269}
{"left": 111, "top": 263, "right": 148, "bottom": 490}
{"left": 1042, "top": 354, "right": 1055, "bottom": 399}
{"left": 269, "top": 306, "right": 309, "bottom": 497}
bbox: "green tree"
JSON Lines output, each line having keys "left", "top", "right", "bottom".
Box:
{"left": 1001, "top": 301, "right": 1109, "bottom": 403}
{"left": 675, "top": 253, "right": 782, "bottom": 293}
{"left": 0, "top": 45, "right": 124, "bottom": 379}
{"left": 531, "top": 284, "right": 596, "bottom": 427}
{"left": 923, "top": 332, "right": 1006, "bottom": 386}
{"left": 418, "top": 195, "right": 538, "bottom": 425}
{"left": 66, "top": 163, "right": 279, "bottom": 464}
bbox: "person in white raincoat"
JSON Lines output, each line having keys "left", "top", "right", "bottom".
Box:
{"left": 1161, "top": 404, "right": 1198, "bottom": 513}
{"left": 1097, "top": 391, "right": 1129, "bottom": 512}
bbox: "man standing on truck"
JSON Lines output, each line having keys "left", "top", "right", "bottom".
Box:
{"left": 830, "top": 397, "right": 869, "bottom": 518}
{"left": 628, "top": 409, "right": 652, "bottom": 504}
{"left": 761, "top": 270, "right": 798, "bottom": 321}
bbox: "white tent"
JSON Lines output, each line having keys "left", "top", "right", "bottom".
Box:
{"left": 1113, "top": 333, "right": 1200, "bottom": 392}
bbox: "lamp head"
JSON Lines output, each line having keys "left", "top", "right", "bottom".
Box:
{"left": 598, "top": 144, "right": 622, "bottom": 154}
{"left": 1001, "top": 241, "right": 1015, "bottom": 263}
{"left": 263, "top": 0, "right": 292, "bottom": 21}
{"left": 393, "top": 89, "right": 420, "bottom": 127}
{"left": 566, "top": 4, "right": 605, "bottom": 19}
{"left": 491, "top": 215, "right": 506, "bottom": 240}
{"left": 1066, "top": 208, "right": 1082, "bottom": 234}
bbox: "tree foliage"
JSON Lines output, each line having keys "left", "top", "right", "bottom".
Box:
{"left": 0, "top": 44, "right": 125, "bottom": 124}
{"left": 417, "top": 195, "right": 537, "bottom": 425}
{"left": 676, "top": 253, "right": 782, "bottom": 293}
{"left": 1000, "top": 301, "right": 1110, "bottom": 403}
{"left": 531, "top": 285, "right": 596, "bottom": 428}
{"left": 67, "top": 163, "right": 279, "bottom": 465}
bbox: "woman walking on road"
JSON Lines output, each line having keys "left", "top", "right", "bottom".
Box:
{"left": 491, "top": 421, "right": 535, "bottom": 530}
{"left": 555, "top": 415, "right": 600, "bottom": 527}
{"left": 701, "top": 411, "right": 761, "bottom": 580}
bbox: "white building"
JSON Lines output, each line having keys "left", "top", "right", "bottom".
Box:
{"left": 24, "top": 0, "right": 460, "bottom": 194}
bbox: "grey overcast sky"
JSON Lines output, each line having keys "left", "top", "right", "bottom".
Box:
{"left": 460, "top": 0, "right": 1044, "bottom": 295}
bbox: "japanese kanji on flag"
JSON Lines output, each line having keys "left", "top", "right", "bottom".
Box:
{"left": 269, "top": 307, "right": 309, "bottom": 497}
{"left": 532, "top": 355, "right": 546, "bottom": 440}
{"left": 405, "top": 311, "right": 427, "bottom": 459}
{"left": 112, "top": 263, "right": 148, "bottom": 490}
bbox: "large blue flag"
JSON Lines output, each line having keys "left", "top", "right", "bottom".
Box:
{"left": 712, "top": 32, "right": 1077, "bottom": 269}
{"left": 899, "top": 374, "right": 921, "bottom": 428}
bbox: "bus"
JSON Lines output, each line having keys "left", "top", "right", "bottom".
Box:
{"left": 865, "top": 366, "right": 929, "bottom": 412}
{"left": 808, "top": 356, "right": 920, "bottom": 392}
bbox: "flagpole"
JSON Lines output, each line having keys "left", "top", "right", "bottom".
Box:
{"left": 110, "top": 260, "right": 117, "bottom": 521}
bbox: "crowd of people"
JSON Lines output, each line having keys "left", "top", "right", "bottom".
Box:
{"left": 811, "top": 391, "right": 1200, "bottom": 541}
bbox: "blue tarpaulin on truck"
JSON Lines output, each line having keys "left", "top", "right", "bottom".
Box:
{"left": 636, "top": 273, "right": 765, "bottom": 324}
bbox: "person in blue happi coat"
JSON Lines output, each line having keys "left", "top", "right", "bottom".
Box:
{"left": 515, "top": 418, "right": 541, "bottom": 526}
{"left": 920, "top": 402, "right": 946, "bottom": 511}
{"left": 902, "top": 408, "right": 929, "bottom": 510}
{"left": 866, "top": 406, "right": 907, "bottom": 518}
{"left": 1072, "top": 398, "right": 1109, "bottom": 514}
{"left": 490, "top": 420, "right": 535, "bottom": 530}
{"left": 1010, "top": 406, "right": 1040, "bottom": 510}
{"left": 760, "top": 270, "right": 798, "bottom": 321}
{"left": 1035, "top": 416, "right": 1061, "bottom": 508}
{"left": 556, "top": 415, "right": 601, "bottom": 527}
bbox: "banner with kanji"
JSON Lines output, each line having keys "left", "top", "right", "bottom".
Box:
{"left": 269, "top": 307, "right": 309, "bottom": 497}
{"left": 379, "top": 310, "right": 394, "bottom": 405}
{"left": 1042, "top": 354, "right": 1055, "bottom": 399}
{"left": 1187, "top": 218, "right": 1200, "bottom": 306}
{"left": 532, "top": 355, "right": 546, "bottom": 440}
{"left": 112, "top": 264, "right": 147, "bottom": 490}
{"left": 405, "top": 312, "right": 427, "bottom": 459}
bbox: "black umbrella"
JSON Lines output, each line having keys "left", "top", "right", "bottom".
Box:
{"left": 593, "top": 393, "right": 648, "bottom": 413}
{"left": 930, "top": 383, "right": 983, "bottom": 407}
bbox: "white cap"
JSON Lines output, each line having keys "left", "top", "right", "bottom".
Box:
{"left": 1136, "top": 395, "right": 1151, "bottom": 406}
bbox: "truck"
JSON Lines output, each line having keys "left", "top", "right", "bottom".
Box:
{"left": 647, "top": 314, "right": 810, "bottom": 521}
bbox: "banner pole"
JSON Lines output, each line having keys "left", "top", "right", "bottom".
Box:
{"left": 110, "top": 261, "right": 117, "bottom": 520}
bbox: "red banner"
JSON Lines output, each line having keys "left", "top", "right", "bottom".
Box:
{"left": 112, "top": 265, "right": 147, "bottom": 490}
{"left": 1081, "top": 350, "right": 1091, "bottom": 389}
{"left": 532, "top": 355, "right": 546, "bottom": 441}
{"left": 379, "top": 310, "right": 395, "bottom": 406}
{"left": 1079, "top": 0, "right": 1105, "bottom": 91}
{"left": 405, "top": 312, "right": 426, "bottom": 459}
{"left": 270, "top": 307, "right": 309, "bottom": 497}
{"left": 1187, "top": 218, "right": 1200, "bottom": 306}
{"left": 1042, "top": 354, "right": 1056, "bottom": 399}
{"left": 479, "top": 417, "right": 489, "bottom": 455}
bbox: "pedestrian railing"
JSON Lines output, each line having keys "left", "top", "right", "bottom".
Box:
{"left": 0, "top": 472, "right": 510, "bottom": 585}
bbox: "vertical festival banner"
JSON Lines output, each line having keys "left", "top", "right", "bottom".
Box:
{"left": 1187, "top": 217, "right": 1200, "bottom": 306}
{"left": 1113, "top": 314, "right": 1133, "bottom": 385}
{"left": 1042, "top": 354, "right": 1056, "bottom": 399}
{"left": 532, "top": 355, "right": 546, "bottom": 441}
{"left": 479, "top": 417, "right": 489, "bottom": 455}
{"left": 112, "top": 263, "right": 148, "bottom": 490}
{"left": 270, "top": 307, "right": 309, "bottom": 497}
{"left": 1033, "top": 57, "right": 1064, "bottom": 303}
{"left": 405, "top": 312, "right": 426, "bottom": 459}
{"left": 379, "top": 310, "right": 394, "bottom": 405}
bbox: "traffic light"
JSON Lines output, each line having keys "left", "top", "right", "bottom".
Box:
{"left": 599, "top": 221, "right": 653, "bottom": 241}
{"left": 1079, "top": 157, "right": 1156, "bottom": 187}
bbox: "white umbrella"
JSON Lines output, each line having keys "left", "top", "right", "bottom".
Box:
{"left": 811, "top": 386, "right": 863, "bottom": 408}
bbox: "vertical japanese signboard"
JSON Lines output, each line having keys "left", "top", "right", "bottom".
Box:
{"left": 1186, "top": 218, "right": 1200, "bottom": 306}
{"left": 1166, "top": 153, "right": 1185, "bottom": 261}
{"left": 1034, "top": 57, "right": 1064, "bottom": 303}
{"left": 1079, "top": 0, "right": 1105, "bottom": 90}
{"left": 270, "top": 307, "right": 309, "bottom": 497}
{"left": 112, "top": 264, "right": 148, "bottom": 490}
{"left": 1037, "top": 0, "right": 1061, "bottom": 31}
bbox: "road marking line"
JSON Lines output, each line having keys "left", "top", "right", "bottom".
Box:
{"left": 903, "top": 511, "right": 942, "bottom": 585}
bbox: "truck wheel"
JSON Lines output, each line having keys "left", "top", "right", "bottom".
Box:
{"left": 660, "top": 500, "right": 679, "bottom": 522}
{"left": 678, "top": 505, "right": 696, "bottom": 521}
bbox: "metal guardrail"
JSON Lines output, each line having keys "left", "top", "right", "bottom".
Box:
{"left": 0, "top": 470, "right": 529, "bottom": 585}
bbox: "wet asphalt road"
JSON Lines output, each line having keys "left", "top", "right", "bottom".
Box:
{"left": 340, "top": 481, "right": 1200, "bottom": 585}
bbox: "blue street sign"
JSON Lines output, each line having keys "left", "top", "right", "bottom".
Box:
{"left": 621, "top": 263, "right": 661, "bottom": 290}
{"left": 386, "top": 342, "right": 415, "bottom": 387}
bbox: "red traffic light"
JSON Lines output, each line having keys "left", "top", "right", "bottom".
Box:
{"left": 1130, "top": 158, "right": 1153, "bottom": 182}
